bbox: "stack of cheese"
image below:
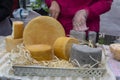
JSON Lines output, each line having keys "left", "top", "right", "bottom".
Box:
{"left": 23, "top": 16, "right": 79, "bottom": 61}
{"left": 110, "top": 43, "right": 120, "bottom": 60}
{"left": 23, "top": 16, "right": 65, "bottom": 61}
{"left": 5, "top": 16, "right": 80, "bottom": 65}
{"left": 5, "top": 21, "right": 24, "bottom": 52}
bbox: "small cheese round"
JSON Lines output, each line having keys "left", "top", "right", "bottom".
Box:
{"left": 23, "top": 16, "right": 65, "bottom": 46}
{"left": 110, "top": 43, "right": 120, "bottom": 60}
{"left": 5, "top": 36, "right": 23, "bottom": 52}
{"left": 12, "top": 21, "right": 24, "bottom": 39}
{"left": 53, "top": 37, "right": 79, "bottom": 60}
{"left": 25, "top": 44, "right": 53, "bottom": 61}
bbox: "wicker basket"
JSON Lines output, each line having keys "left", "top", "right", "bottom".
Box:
{"left": 12, "top": 64, "right": 106, "bottom": 77}
{"left": 11, "top": 44, "right": 107, "bottom": 78}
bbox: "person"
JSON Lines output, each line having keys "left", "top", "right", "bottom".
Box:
{"left": 45, "top": 0, "right": 113, "bottom": 42}
{"left": 11, "top": 0, "right": 20, "bottom": 18}
{"left": 0, "top": 0, "right": 13, "bottom": 36}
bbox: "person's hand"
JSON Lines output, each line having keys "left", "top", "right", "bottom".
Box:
{"left": 73, "top": 9, "right": 88, "bottom": 31}
{"left": 49, "top": 1, "right": 60, "bottom": 19}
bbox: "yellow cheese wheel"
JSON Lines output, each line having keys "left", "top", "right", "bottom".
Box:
{"left": 5, "top": 36, "right": 23, "bottom": 52}
{"left": 53, "top": 37, "right": 79, "bottom": 60}
{"left": 12, "top": 21, "right": 24, "bottom": 39}
{"left": 23, "top": 16, "right": 65, "bottom": 46}
{"left": 110, "top": 43, "right": 120, "bottom": 60}
{"left": 25, "top": 44, "right": 53, "bottom": 61}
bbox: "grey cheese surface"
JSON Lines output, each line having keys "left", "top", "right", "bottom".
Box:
{"left": 70, "top": 44, "right": 102, "bottom": 67}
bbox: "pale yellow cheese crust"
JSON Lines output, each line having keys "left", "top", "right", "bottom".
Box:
{"left": 110, "top": 43, "right": 120, "bottom": 60}
{"left": 25, "top": 44, "right": 53, "bottom": 61}
{"left": 12, "top": 21, "right": 24, "bottom": 39}
{"left": 5, "top": 36, "right": 23, "bottom": 52}
{"left": 53, "top": 37, "right": 79, "bottom": 60}
{"left": 23, "top": 16, "right": 65, "bottom": 46}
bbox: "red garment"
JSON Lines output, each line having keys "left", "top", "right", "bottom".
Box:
{"left": 11, "top": 0, "right": 19, "bottom": 17}
{"left": 12, "top": 0, "right": 19, "bottom": 11}
{"left": 45, "top": 0, "right": 113, "bottom": 35}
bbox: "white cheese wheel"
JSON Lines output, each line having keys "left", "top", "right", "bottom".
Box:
{"left": 23, "top": 16, "right": 65, "bottom": 46}
{"left": 25, "top": 44, "right": 53, "bottom": 61}
{"left": 110, "top": 43, "right": 120, "bottom": 60}
{"left": 53, "top": 37, "right": 79, "bottom": 60}
{"left": 12, "top": 21, "right": 24, "bottom": 39}
{"left": 5, "top": 36, "right": 23, "bottom": 52}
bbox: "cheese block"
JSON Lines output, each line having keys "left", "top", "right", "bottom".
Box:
{"left": 5, "top": 36, "right": 23, "bottom": 52}
{"left": 110, "top": 43, "right": 120, "bottom": 60}
{"left": 12, "top": 21, "right": 24, "bottom": 39}
{"left": 25, "top": 44, "right": 53, "bottom": 61}
{"left": 53, "top": 37, "right": 79, "bottom": 60}
{"left": 23, "top": 16, "right": 65, "bottom": 46}
{"left": 70, "top": 44, "right": 102, "bottom": 67}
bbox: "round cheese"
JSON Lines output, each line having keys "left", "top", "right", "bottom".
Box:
{"left": 53, "top": 37, "right": 79, "bottom": 60}
{"left": 25, "top": 44, "right": 53, "bottom": 61}
{"left": 5, "top": 36, "right": 23, "bottom": 52}
{"left": 12, "top": 21, "right": 24, "bottom": 39}
{"left": 110, "top": 43, "right": 120, "bottom": 60}
{"left": 23, "top": 16, "right": 65, "bottom": 46}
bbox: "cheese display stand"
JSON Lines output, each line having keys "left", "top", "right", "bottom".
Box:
{"left": 0, "top": 37, "right": 116, "bottom": 80}
{"left": 0, "top": 16, "right": 116, "bottom": 80}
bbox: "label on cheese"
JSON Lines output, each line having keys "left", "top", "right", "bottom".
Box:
{"left": 25, "top": 44, "right": 53, "bottom": 61}
{"left": 23, "top": 16, "right": 65, "bottom": 46}
{"left": 5, "top": 36, "right": 23, "bottom": 52}
{"left": 53, "top": 37, "right": 79, "bottom": 60}
{"left": 12, "top": 21, "right": 24, "bottom": 39}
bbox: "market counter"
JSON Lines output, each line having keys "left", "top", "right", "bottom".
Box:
{"left": 0, "top": 36, "right": 117, "bottom": 80}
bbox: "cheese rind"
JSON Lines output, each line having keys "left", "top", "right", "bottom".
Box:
{"left": 23, "top": 16, "right": 65, "bottom": 46}
{"left": 25, "top": 44, "right": 53, "bottom": 61}
{"left": 12, "top": 21, "right": 24, "bottom": 39}
{"left": 53, "top": 37, "right": 79, "bottom": 60}
{"left": 110, "top": 44, "right": 120, "bottom": 60}
{"left": 5, "top": 36, "right": 23, "bottom": 52}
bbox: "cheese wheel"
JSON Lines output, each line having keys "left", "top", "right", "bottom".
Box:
{"left": 5, "top": 36, "right": 23, "bottom": 52}
{"left": 23, "top": 16, "right": 65, "bottom": 46}
{"left": 12, "top": 21, "right": 24, "bottom": 39}
{"left": 53, "top": 37, "right": 79, "bottom": 60}
{"left": 25, "top": 44, "right": 53, "bottom": 61}
{"left": 110, "top": 43, "right": 120, "bottom": 60}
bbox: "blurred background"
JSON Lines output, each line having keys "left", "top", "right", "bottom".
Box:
{"left": 100, "top": 0, "right": 120, "bottom": 44}
{"left": 13, "top": 0, "right": 120, "bottom": 44}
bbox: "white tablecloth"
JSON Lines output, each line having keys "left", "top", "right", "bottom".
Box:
{"left": 0, "top": 36, "right": 116, "bottom": 80}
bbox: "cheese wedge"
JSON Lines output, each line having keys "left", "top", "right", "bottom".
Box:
{"left": 25, "top": 44, "right": 53, "bottom": 61}
{"left": 53, "top": 37, "right": 79, "bottom": 60}
{"left": 12, "top": 21, "right": 24, "bottom": 39}
{"left": 110, "top": 43, "right": 120, "bottom": 60}
{"left": 23, "top": 16, "right": 65, "bottom": 46}
{"left": 5, "top": 36, "right": 23, "bottom": 52}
